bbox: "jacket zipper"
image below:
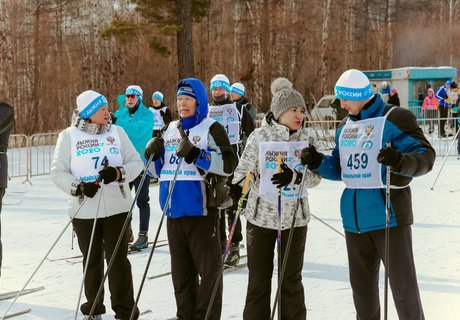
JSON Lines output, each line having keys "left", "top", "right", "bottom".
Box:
{"left": 253, "top": 196, "right": 260, "bottom": 220}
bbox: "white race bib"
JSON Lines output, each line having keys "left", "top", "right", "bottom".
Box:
{"left": 150, "top": 107, "right": 167, "bottom": 130}
{"left": 70, "top": 127, "right": 123, "bottom": 183}
{"left": 258, "top": 141, "right": 308, "bottom": 204}
{"left": 208, "top": 103, "right": 241, "bottom": 145}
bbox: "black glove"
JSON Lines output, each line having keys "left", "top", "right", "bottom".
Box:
{"left": 77, "top": 182, "right": 100, "bottom": 198}
{"left": 98, "top": 166, "right": 121, "bottom": 184}
{"left": 377, "top": 146, "right": 403, "bottom": 170}
{"left": 110, "top": 113, "right": 117, "bottom": 124}
{"left": 176, "top": 138, "right": 201, "bottom": 164}
{"left": 300, "top": 145, "right": 324, "bottom": 170}
{"left": 145, "top": 137, "right": 164, "bottom": 160}
{"left": 228, "top": 183, "right": 243, "bottom": 199}
{"left": 271, "top": 163, "right": 302, "bottom": 188}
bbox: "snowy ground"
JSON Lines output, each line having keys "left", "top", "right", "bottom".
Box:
{"left": 0, "top": 155, "right": 459, "bottom": 319}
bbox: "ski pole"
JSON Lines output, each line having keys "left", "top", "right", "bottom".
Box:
{"left": 74, "top": 161, "right": 107, "bottom": 320}
{"left": 204, "top": 171, "right": 253, "bottom": 320}
{"left": 270, "top": 165, "right": 307, "bottom": 320}
{"left": 276, "top": 154, "right": 283, "bottom": 320}
{"left": 384, "top": 142, "right": 392, "bottom": 320}
{"left": 0, "top": 197, "right": 88, "bottom": 320}
{"left": 430, "top": 128, "right": 460, "bottom": 190}
{"left": 310, "top": 213, "right": 345, "bottom": 238}
{"left": 129, "top": 157, "right": 183, "bottom": 320}
{"left": 128, "top": 121, "right": 188, "bottom": 320}
{"left": 87, "top": 154, "right": 154, "bottom": 319}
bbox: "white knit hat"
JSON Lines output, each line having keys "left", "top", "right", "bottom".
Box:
{"left": 230, "top": 83, "right": 245, "bottom": 96}
{"left": 125, "top": 85, "right": 143, "bottom": 96}
{"left": 152, "top": 91, "right": 164, "bottom": 102}
{"left": 210, "top": 74, "right": 231, "bottom": 92}
{"left": 76, "top": 90, "right": 108, "bottom": 120}
{"left": 334, "top": 69, "right": 374, "bottom": 101}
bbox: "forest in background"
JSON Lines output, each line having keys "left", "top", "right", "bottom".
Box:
{"left": 1, "top": 0, "right": 460, "bottom": 134}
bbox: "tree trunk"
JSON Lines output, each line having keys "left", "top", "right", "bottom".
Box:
{"left": 175, "top": 0, "right": 195, "bottom": 79}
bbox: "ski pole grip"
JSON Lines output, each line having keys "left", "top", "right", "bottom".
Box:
{"left": 177, "top": 122, "right": 187, "bottom": 139}
{"left": 276, "top": 153, "right": 283, "bottom": 173}
{"left": 241, "top": 171, "right": 253, "bottom": 196}
{"left": 95, "top": 159, "right": 109, "bottom": 186}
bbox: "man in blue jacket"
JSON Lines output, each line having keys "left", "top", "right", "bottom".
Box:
{"left": 301, "top": 69, "right": 434, "bottom": 320}
{"left": 436, "top": 80, "right": 452, "bottom": 137}
{"left": 145, "top": 78, "right": 236, "bottom": 320}
{"left": 113, "top": 85, "right": 154, "bottom": 249}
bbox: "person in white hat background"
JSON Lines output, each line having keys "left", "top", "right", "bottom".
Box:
{"left": 113, "top": 85, "right": 154, "bottom": 250}
{"left": 380, "top": 81, "right": 391, "bottom": 102}
{"left": 301, "top": 69, "right": 435, "bottom": 319}
{"left": 208, "top": 74, "right": 255, "bottom": 267}
{"left": 230, "top": 82, "right": 257, "bottom": 123}
{"left": 148, "top": 91, "right": 173, "bottom": 138}
{"left": 51, "top": 90, "right": 143, "bottom": 320}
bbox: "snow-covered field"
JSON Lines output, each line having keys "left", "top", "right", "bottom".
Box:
{"left": 0, "top": 155, "right": 459, "bottom": 319}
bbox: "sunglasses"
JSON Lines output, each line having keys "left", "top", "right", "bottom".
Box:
{"left": 126, "top": 94, "right": 137, "bottom": 99}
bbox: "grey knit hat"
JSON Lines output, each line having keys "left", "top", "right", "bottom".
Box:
{"left": 270, "top": 78, "right": 306, "bottom": 120}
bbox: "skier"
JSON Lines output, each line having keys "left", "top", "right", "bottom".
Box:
{"left": 113, "top": 85, "right": 154, "bottom": 250}
{"left": 144, "top": 78, "right": 237, "bottom": 320}
{"left": 51, "top": 90, "right": 143, "bottom": 320}
{"left": 232, "top": 78, "right": 321, "bottom": 319}
{"left": 208, "top": 74, "right": 254, "bottom": 267}
{"left": 230, "top": 82, "right": 257, "bottom": 123}
{"left": 149, "top": 91, "right": 172, "bottom": 138}
{"left": 301, "top": 69, "right": 435, "bottom": 320}
{"left": 0, "top": 100, "right": 13, "bottom": 278}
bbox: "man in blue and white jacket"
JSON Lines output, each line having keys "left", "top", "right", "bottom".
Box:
{"left": 145, "top": 78, "right": 237, "bottom": 320}
{"left": 301, "top": 69, "right": 434, "bottom": 320}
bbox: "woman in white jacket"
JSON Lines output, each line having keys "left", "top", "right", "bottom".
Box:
{"left": 232, "top": 78, "right": 321, "bottom": 320}
{"left": 51, "top": 90, "right": 143, "bottom": 320}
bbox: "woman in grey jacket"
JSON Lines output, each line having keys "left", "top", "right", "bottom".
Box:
{"left": 233, "top": 78, "right": 321, "bottom": 320}
{"left": 51, "top": 90, "right": 143, "bottom": 320}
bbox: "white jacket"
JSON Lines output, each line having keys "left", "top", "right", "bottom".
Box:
{"left": 51, "top": 125, "right": 144, "bottom": 219}
{"left": 233, "top": 113, "right": 321, "bottom": 230}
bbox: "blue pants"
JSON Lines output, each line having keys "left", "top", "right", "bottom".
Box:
{"left": 129, "top": 174, "right": 151, "bottom": 232}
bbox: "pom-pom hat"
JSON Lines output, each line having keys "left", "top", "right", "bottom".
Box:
{"left": 334, "top": 69, "right": 374, "bottom": 101}
{"left": 270, "top": 78, "right": 306, "bottom": 120}
{"left": 76, "top": 90, "right": 108, "bottom": 120}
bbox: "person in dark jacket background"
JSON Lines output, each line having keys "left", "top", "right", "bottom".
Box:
{"left": 301, "top": 69, "right": 434, "bottom": 320}
{"left": 149, "top": 91, "right": 172, "bottom": 138}
{"left": 0, "top": 101, "right": 13, "bottom": 277}
{"left": 230, "top": 82, "right": 257, "bottom": 123}
{"left": 387, "top": 88, "right": 400, "bottom": 106}
{"left": 145, "top": 78, "right": 237, "bottom": 320}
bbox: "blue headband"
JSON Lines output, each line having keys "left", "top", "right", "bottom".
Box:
{"left": 80, "top": 95, "right": 108, "bottom": 120}
{"left": 152, "top": 93, "right": 163, "bottom": 102}
{"left": 334, "top": 84, "right": 374, "bottom": 101}
{"left": 126, "top": 88, "right": 142, "bottom": 96}
{"left": 210, "top": 80, "right": 231, "bottom": 92}
{"left": 231, "top": 86, "right": 244, "bottom": 96}
{"left": 177, "top": 86, "right": 196, "bottom": 99}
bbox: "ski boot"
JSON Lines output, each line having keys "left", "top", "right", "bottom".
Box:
{"left": 83, "top": 315, "right": 102, "bottom": 320}
{"left": 224, "top": 243, "right": 240, "bottom": 267}
{"left": 130, "top": 232, "right": 148, "bottom": 251}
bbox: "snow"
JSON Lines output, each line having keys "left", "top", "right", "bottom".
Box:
{"left": 0, "top": 156, "right": 459, "bottom": 319}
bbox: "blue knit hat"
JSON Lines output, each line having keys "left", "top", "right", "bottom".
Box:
{"left": 177, "top": 83, "right": 196, "bottom": 99}
{"left": 210, "top": 74, "right": 231, "bottom": 92}
{"left": 152, "top": 91, "right": 164, "bottom": 102}
{"left": 230, "top": 83, "right": 245, "bottom": 96}
{"left": 76, "top": 90, "right": 108, "bottom": 120}
{"left": 335, "top": 69, "right": 374, "bottom": 101}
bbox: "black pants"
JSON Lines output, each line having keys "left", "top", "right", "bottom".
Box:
{"left": 129, "top": 173, "right": 151, "bottom": 232}
{"left": 167, "top": 212, "right": 222, "bottom": 320}
{"left": 345, "top": 225, "right": 424, "bottom": 320}
{"left": 73, "top": 212, "right": 139, "bottom": 320}
{"left": 219, "top": 200, "right": 243, "bottom": 249}
{"left": 439, "top": 105, "right": 448, "bottom": 136}
{"left": 243, "top": 222, "right": 307, "bottom": 320}
{"left": 0, "top": 188, "right": 4, "bottom": 277}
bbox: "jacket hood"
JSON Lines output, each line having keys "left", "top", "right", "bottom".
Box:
{"left": 177, "top": 78, "right": 208, "bottom": 130}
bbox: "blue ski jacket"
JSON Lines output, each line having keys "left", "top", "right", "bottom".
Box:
{"left": 315, "top": 94, "right": 435, "bottom": 233}
{"left": 152, "top": 78, "right": 237, "bottom": 218}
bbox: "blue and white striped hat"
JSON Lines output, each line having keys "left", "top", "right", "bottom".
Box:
{"left": 230, "top": 82, "right": 245, "bottom": 96}
{"left": 210, "top": 74, "right": 231, "bottom": 92}
{"left": 125, "top": 85, "right": 143, "bottom": 96}
{"left": 152, "top": 91, "right": 164, "bottom": 102}
{"left": 76, "top": 90, "right": 108, "bottom": 120}
{"left": 177, "top": 84, "right": 196, "bottom": 99}
{"left": 334, "top": 69, "right": 374, "bottom": 101}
